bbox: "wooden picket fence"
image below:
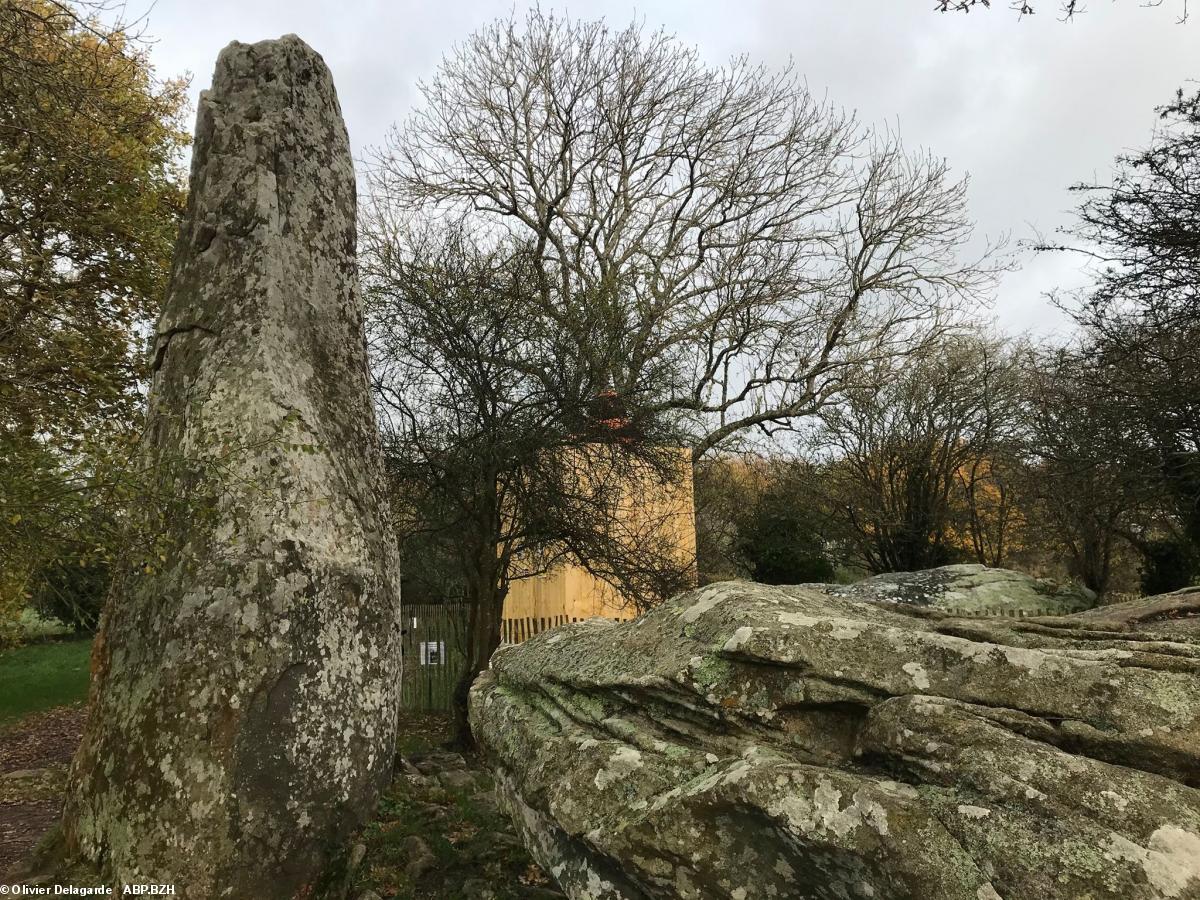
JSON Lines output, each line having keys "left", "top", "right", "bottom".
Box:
{"left": 399, "top": 598, "right": 1082, "bottom": 711}
{"left": 499, "top": 613, "right": 634, "bottom": 645}
{"left": 940, "top": 606, "right": 1064, "bottom": 618}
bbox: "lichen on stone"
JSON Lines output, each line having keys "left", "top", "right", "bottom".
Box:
{"left": 471, "top": 580, "right": 1200, "bottom": 899}
{"left": 57, "top": 35, "right": 403, "bottom": 899}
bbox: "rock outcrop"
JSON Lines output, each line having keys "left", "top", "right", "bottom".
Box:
{"left": 819, "top": 563, "right": 1096, "bottom": 616}
{"left": 1069, "top": 586, "right": 1200, "bottom": 637}
{"left": 59, "top": 37, "right": 402, "bottom": 896}
{"left": 470, "top": 580, "right": 1200, "bottom": 899}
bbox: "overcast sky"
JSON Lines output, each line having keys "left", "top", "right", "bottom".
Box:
{"left": 139, "top": 0, "right": 1197, "bottom": 339}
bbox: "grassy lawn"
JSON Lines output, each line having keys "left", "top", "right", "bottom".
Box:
{"left": 0, "top": 638, "right": 93, "bottom": 725}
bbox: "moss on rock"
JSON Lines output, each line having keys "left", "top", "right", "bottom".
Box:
{"left": 471, "top": 581, "right": 1200, "bottom": 899}
{"left": 52, "top": 35, "right": 403, "bottom": 898}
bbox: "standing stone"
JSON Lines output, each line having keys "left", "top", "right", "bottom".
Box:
{"left": 60, "top": 36, "right": 402, "bottom": 897}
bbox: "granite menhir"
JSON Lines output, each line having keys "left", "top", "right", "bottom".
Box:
{"left": 59, "top": 35, "right": 402, "bottom": 898}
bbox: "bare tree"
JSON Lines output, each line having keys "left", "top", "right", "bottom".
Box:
{"left": 935, "top": 0, "right": 1189, "bottom": 21}
{"left": 369, "top": 10, "right": 998, "bottom": 465}
{"left": 1020, "top": 347, "right": 1156, "bottom": 593}
{"left": 1044, "top": 88, "right": 1200, "bottom": 583}
{"left": 362, "top": 226, "right": 695, "bottom": 740}
{"left": 955, "top": 441, "right": 1025, "bottom": 568}
{"left": 814, "top": 333, "right": 1024, "bottom": 573}
{"left": 365, "top": 12, "right": 997, "bottom": 738}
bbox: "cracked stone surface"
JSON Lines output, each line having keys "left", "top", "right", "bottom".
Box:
{"left": 814, "top": 564, "right": 1097, "bottom": 616}
{"left": 58, "top": 35, "right": 402, "bottom": 897}
{"left": 470, "top": 580, "right": 1200, "bottom": 899}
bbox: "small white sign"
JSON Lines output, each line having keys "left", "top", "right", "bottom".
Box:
{"left": 419, "top": 640, "right": 446, "bottom": 666}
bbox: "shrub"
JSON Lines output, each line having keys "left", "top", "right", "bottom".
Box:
{"left": 1139, "top": 538, "right": 1196, "bottom": 596}
{"left": 30, "top": 559, "right": 110, "bottom": 634}
{"left": 737, "top": 492, "right": 835, "bottom": 585}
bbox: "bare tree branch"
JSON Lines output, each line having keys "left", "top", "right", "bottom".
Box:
{"left": 368, "top": 10, "right": 1000, "bottom": 465}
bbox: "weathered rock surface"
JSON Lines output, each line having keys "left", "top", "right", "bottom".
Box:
{"left": 819, "top": 563, "right": 1096, "bottom": 615}
{"left": 1069, "top": 586, "right": 1200, "bottom": 637}
{"left": 58, "top": 36, "right": 402, "bottom": 896}
{"left": 470, "top": 580, "right": 1200, "bottom": 899}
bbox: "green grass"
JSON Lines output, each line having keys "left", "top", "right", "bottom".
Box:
{"left": 0, "top": 637, "right": 92, "bottom": 725}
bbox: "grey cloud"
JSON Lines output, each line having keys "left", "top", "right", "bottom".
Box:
{"left": 145, "top": 0, "right": 1196, "bottom": 336}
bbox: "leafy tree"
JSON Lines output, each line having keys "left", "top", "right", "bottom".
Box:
{"left": 736, "top": 472, "right": 835, "bottom": 585}
{"left": 694, "top": 455, "right": 838, "bottom": 585}
{"left": 0, "top": 0, "right": 188, "bottom": 436}
{"left": 31, "top": 556, "right": 110, "bottom": 632}
{"left": 1138, "top": 537, "right": 1195, "bottom": 595}
{"left": 0, "top": 0, "right": 188, "bottom": 636}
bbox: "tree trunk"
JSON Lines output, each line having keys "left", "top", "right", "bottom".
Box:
{"left": 58, "top": 37, "right": 402, "bottom": 897}
{"left": 1074, "top": 527, "right": 1113, "bottom": 595}
{"left": 452, "top": 571, "right": 506, "bottom": 747}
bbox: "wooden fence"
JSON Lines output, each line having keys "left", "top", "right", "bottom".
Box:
{"left": 400, "top": 602, "right": 470, "bottom": 712}
{"left": 499, "top": 613, "right": 633, "bottom": 645}
{"left": 399, "top": 599, "right": 1084, "bottom": 711}
{"left": 399, "top": 604, "right": 638, "bottom": 711}
{"left": 940, "top": 606, "right": 1070, "bottom": 618}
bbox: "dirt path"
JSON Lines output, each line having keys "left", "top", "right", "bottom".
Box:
{"left": 0, "top": 705, "right": 87, "bottom": 876}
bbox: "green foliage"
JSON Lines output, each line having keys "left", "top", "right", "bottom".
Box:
{"left": 0, "top": 1, "right": 189, "bottom": 437}
{"left": 15, "top": 607, "right": 73, "bottom": 641}
{"left": 1139, "top": 538, "right": 1196, "bottom": 596}
{"left": 0, "top": 1, "right": 189, "bottom": 638}
{"left": 737, "top": 489, "right": 834, "bottom": 585}
{"left": 694, "top": 456, "right": 840, "bottom": 585}
{"left": 0, "top": 637, "right": 92, "bottom": 724}
{"left": 0, "top": 426, "right": 138, "bottom": 645}
{"left": 30, "top": 558, "right": 110, "bottom": 633}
